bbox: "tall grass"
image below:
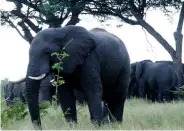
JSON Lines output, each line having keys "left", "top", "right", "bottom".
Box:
{"left": 1, "top": 98, "right": 184, "bottom": 130}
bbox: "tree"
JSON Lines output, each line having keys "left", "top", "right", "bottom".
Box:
{"left": 86, "top": 0, "right": 184, "bottom": 63}
{"left": 0, "top": 0, "right": 90, "bottom": 44}
{"left": 1, "top": 0, "right": 183, "bottom": 64}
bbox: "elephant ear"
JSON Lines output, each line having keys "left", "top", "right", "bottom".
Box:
{"left": 135, "top": 62, "right": 143, "bottom": 80}
{"left": 60, "top": 27, "right": 96, "bottom": 75}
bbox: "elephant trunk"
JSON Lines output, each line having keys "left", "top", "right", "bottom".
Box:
{"left": 26, "top": 78, "right": 42, "bottom": 129}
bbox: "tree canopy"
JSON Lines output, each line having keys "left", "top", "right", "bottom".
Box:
{"left": 1, "top": 0, "right": 90, "bottom": 43}
{"left": 1, "top": 0, "right": 184, "bottom": 62}
{"left": 86, "top": 0, "right": 184, "bottom": 61}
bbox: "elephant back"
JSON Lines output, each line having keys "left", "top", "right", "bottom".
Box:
{"left": 135, "top": 60, "right": 153, "bottom": 80}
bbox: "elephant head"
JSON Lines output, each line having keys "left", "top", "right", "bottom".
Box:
{"left": 26, "top": 25, "right": 96, "bottom": 129}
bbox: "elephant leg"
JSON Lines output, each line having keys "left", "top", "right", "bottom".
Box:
{"left": 138, "top": 79, "right": 145, "bottom": 99}
{"left": 7, "top": 92, "right": 14, "bottom": 107}
{"left": 156, "top": 92, "right": 162, "bottom": 103}
{"left": 106, "top": 69, "right": 129, "bottom": 123}
{"left": 82, "top": 76, "right": 103, "bottom": 125}
{"left": 101, "top": 102, "right": 110, "bottom": 123}
{"left": 150, "top": 90, "right": 156, "bottom": 102}
{"left": 163, "top": 91, "right": 171, "bottom": 102}
{"left": 57, "top": 86, "right": 77, "bottom": 123}
{"left": 146, "top": 88, "right": 152, "bottom": 101}
{"left": 106, "top": 98, "right": 125, "bottom": 123}
{"left": 20, "top": 94, "right": 26, "bottom": 103}
{"left": 40, "top": 87, "right": 52, "bottom": 103}
{"left": 81, "top": 54, "right": 103, "bottom": 125}
{"left": 74, "top": 89, "right": 86, "bottom": 105}
{"left": 173, "top": 91, "right": 179, "bottom": 102}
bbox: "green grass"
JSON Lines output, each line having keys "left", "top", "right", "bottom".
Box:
{"left": 1, "top": 98, "right": 184, "bottom": 130}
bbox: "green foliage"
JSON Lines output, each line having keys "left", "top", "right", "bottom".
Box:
{"left": 177, "top": 86, "right": 184, "bottom": 96}
{"left": 1, "top": 102, "right": 28, "bottom": 127}
{"left": 51, "top": 51, "right": 69, "bottom": 87}
{"left": 1, "top": 101, "right": 51, "bottom": 128}
{"left": 39, "top": 101, "right": 51, "bottom": 118}
{"left": 50, "top": 51, "right": 69, "bottom": 108}
{"left": 1, "top": 99, "right": 184, "bottom": 130}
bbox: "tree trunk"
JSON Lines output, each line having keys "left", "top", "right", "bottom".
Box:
{"left": 129, "top": 2, "right": 177, "bottom": 60}
{"left": 174, "top": 2, "right": 184, "bottom": 64}
{"left": 173, "top": 2, "right": 184, "bottom": 86}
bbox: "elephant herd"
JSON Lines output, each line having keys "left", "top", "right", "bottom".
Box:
{"left": 1, "top": 25, "right": 184, "bottom": 129}
{"left": 2, "top": 60, "right": 183, "bottom": 107}
{"left": 1, "top": 74, "right": 86, "bottom": 106}
{"left": 128, "top": 60, "right": 184, "bottom": 102}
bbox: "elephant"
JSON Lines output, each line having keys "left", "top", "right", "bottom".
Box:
{"left": 25, "top": 25, "right": 130, "bottom": 129}
{"left": 5, "top": 78, "right": 27, "bottom": 107}
{"left": 39, "top": 73, "right": 97, "bottom": 105}
{"left": 127, "top": 62, "right": 139, "bottom": 98}
{"left": 136, "top": 60, "right": 183, "bottom": 102}
{"left": 4, "top": 75, "right": 56, "bottom": 107}
{"left": 1, "top": 79, "right": 9, "bottom": 99}
{"left": 134, "top": 60, "right": 154, "bottom": 99}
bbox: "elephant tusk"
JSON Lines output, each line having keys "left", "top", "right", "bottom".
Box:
{"left": 28, "top": 73, "right": 46, "bottom": 80}
{"left": 50, "top": 79, "right": 56, "bottom": 86}
{"left": 50, "top": 79, "right": 55, "bottom": 83}
{"left": 10, "top": 77, "right": 26, "bottom": 83}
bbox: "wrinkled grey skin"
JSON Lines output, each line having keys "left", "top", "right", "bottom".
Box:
{"left": 136, "top": 60, "right": 183, "bottom": 102}
{"left": 25, "top": 25, "right": 130, "bottom": 129}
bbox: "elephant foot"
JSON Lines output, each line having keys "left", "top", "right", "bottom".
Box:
{"left": 32, "top": 120, "right": 42, "bottom": 130}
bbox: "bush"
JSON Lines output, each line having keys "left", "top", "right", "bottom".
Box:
{"left": 1, "top": 101, "right": 51, "bottom": 128}
{"left": 1, "top": 102, "right": 28, "bottom": 127}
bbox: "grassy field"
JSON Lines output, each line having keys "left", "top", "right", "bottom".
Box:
{"left": 1, "top": 98, "right": 184, "bottom": 130}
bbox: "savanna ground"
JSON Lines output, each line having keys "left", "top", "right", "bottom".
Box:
{"left": 1, "top": 97, "right": 184, "bottom": 130}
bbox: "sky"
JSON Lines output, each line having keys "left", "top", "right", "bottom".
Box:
{"left": 0, "top": 1, "right": 184, "bottom": 81}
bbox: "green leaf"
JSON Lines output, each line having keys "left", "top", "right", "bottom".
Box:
{"left": 52, "top": 95, "right": 56, "bottom": 100}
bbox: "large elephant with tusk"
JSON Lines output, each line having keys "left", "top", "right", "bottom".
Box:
{"left": 25, "top": 25, "right": 130, "bottom": 129}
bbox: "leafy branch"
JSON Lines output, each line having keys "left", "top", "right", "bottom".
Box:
{"left": 51, "top": 51, "right": 69, "bottom": 107}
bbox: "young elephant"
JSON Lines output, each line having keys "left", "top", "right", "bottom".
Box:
{"left": 25, "top": 25, "right": 130, "bottom": 129}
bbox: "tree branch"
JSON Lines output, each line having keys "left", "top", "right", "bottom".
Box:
{"left": 17, "top": 21, "right": 33, "bottom": 43}
{"left": 65, "top": 13, "right": 80, "bottom": 26}
{"left": 174, "top": 2, "right": 184, "bottom": 62}
{"left": 117, "top": 14, "right": 140, "bottom": 25}
{"left": 1, "top": 12, "right": 28, "bottom": 42}
{"left": 129, "top": 1, "right": 176, "bottom": 60}
{"left": 7, "top": 0, "right": 40, "bottom": 12}
{"left": 11, "top": 9, "right": 41, "bottom": 33}
{"left": 176, "top": 2, "right": 184, "bottom": 33}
